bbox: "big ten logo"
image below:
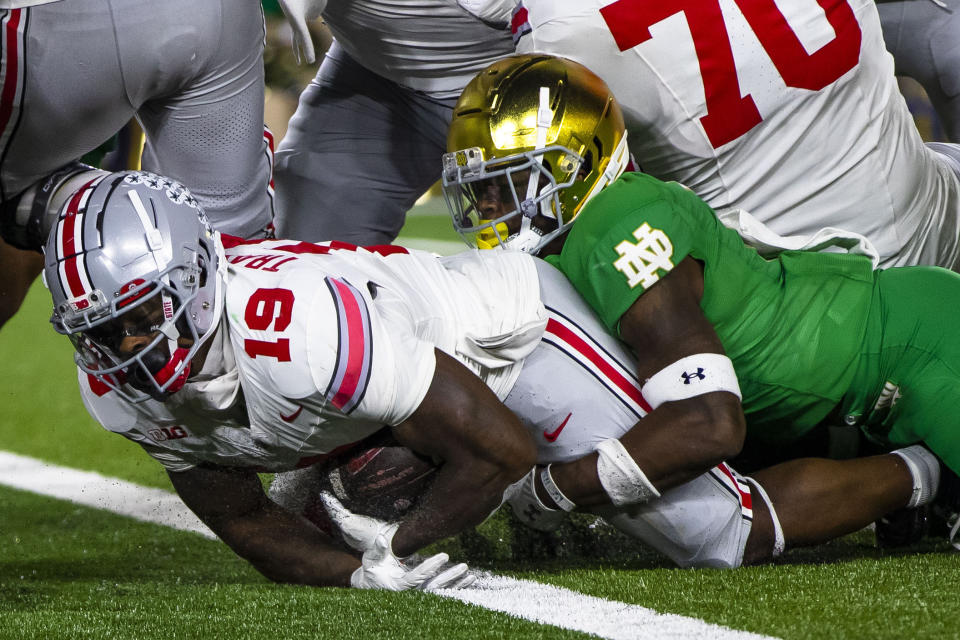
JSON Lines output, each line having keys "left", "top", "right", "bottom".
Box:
{"left": 228, "top": 254, "right": 298, "bottom": 272}
{"left": 148, "top": 426, "right": 189, "bottom": 442}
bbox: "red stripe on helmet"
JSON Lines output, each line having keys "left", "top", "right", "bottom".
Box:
{"left": 58, "top": 179, "right": 100, "bottom": 298}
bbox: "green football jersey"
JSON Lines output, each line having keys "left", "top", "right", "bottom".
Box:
{"left": 548, "top": 172, "right": 877, "bottom": 441}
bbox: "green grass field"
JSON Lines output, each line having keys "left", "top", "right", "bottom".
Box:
{"left": 2, "top": 208, "right": 958, "bottom": 639}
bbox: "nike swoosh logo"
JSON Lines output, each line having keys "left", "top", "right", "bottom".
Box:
{"left": 543, "top": 413, "right": 572, "bottom": 442}
{"left": 280, "top": 405, "right": 303, "bottom": 423}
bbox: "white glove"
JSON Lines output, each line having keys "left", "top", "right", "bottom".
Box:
{"left": 349, "top": 523, "right": 461, "bottom": 591}
{"left": 277, "top": 0, "right": 326, "bottom": 65}
{"left": 321, "top": 491, "right": 476, "bottom": 590}
{"left": 505, "top": 467, "right": 566, "bottom": 532}
{"left": 320, "top": 490, "right": 385, "bottom": 552}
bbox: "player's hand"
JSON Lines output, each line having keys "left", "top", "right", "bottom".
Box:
{"left": 276, "top": 0, "right": 326, "bottom": 65}
{"left": 421, "top": 559, "right": 476, "bottom": 590}
{"left": 320, "top": 490, "right": 385, "bottom": 552}
{"left": 505, "top": 467, "right": 566, "bottom": 532}
{"left": 347, "top": 521, "right": 475, "bottom": 591}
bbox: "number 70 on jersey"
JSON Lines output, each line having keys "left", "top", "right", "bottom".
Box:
{"left": 600, "top": 0, "right": 862, "bottom": 147}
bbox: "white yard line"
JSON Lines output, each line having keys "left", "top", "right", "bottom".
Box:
{"left": 0, "top": 451, "right": 777, "bottom": 640}
{"left": 0, "top": 451, "right": 213, "bottom": 538}
{"left": 442, "top": 574, "right": 775, "bottom": 640}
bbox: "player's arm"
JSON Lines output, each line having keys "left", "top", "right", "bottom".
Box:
{"left": 167, "top": 464, "right": 361, "bottom": 586}
{"left": 540, "top": 257, "right": 745, "bottom": 509}
{"left": 388, "top": 348, "right": 537, "bottom": 557}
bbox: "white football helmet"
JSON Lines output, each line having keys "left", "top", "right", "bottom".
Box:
{"left": 43, "top": 171, "right": 225, "bottom": 403}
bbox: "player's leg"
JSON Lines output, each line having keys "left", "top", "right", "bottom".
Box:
{"left": 877, "top": 0, "right": 960, "bottom": 142}
{"left": 746, "top": 452, "right": 921, "bottom": 553}
{"left": 594, "top": 464, "right": 755, "bottom": 568}
{"left": 868, "top": 266, "right": 960, "bottom": 476}
{"left": 0, "top": 3, "right": 134, "bottom": 203}
{"left": 272, "top": 41, "right": 452, "bottom": 245}
{"left": 130, "top": 0, "right": 274, "bottom": 239}
{"left": 515, "top": 260, "right": 757, "bottom": 567}
{"left": 0, "top": 2, "right": 140, "bottom": 329}
{"left": 0, "top": 238, "right": 42, "bottom": 329}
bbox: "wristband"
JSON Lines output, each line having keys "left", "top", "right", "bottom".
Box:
{"left": 539, "top": 464, "right": 576, "bottom": 512}
{"left": 641, "top": 353, "right": 741, "bottom": 410}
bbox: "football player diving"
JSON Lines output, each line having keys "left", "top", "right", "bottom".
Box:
{"left": 41, "top": 170, "right": 555, "bottom": 590}
{"left": 42, "top": 171, "right": 933, "bottom": 586}
{"left": 441, "top": 54, "right": 960, "bottom": 556}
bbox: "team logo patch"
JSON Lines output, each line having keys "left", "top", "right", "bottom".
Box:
{"left": 147, "top": 426, "right": 189, "bottom": 442}
{"left": 612, "top": 223, "right": 674, "bottom": 289}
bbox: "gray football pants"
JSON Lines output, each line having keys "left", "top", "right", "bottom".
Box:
{"left": 0, "top": 0, "right": 273, "bottom": 238}
{"left": 877, "top": 0, "right": 960, "bottom": 143}
{"left": 273, "top": 40, "right": 455, "bottom": 245}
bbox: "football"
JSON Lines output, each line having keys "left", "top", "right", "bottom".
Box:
{"left": 283, "top": 429, "right": 440, "bottom": 537}
{"left": 324, "top": 429, "right": 439, "bottom": 519}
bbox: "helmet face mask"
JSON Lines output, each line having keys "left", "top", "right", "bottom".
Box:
{"left": 443, "top": 144, "right": 582, "bottom": 252}
{"left": 45, "top": 171, "right": 223, "bottom": 403}
{"left": 444, "top": 54, "right": 629, "bottom": 255}
{"left": 66, "top": 270, "right": 203, "bottom": 402}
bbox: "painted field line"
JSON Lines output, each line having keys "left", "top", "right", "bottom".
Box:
{"left": 0, "top": 451, "right": 777, "bottom": 640}
{"left": 0, "top": 451, "right": 214, "bottom": 538}
{"left": 440, "top": 574, "right": 775, "bottom": 640}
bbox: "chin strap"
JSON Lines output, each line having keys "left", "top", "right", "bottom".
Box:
{"left": 152, "top": 347, "right": 192, "bottom": 395}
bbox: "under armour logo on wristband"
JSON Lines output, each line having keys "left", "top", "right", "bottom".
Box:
{"left": 681, "top": 368, "right": 706, "bottom": 384}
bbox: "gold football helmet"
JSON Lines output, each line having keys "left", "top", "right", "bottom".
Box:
{"left": 443, "top": 54, "right": 629, "bottom": 254}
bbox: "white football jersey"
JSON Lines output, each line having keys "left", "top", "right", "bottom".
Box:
{"left": 321, "top": 0, "right": 515, "bottom": 99}
{"left": 514, "top": 0, "right": 960, "bottom": 269}
{"left": 79, "top": 240, "right": 544, "bottom": 473}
